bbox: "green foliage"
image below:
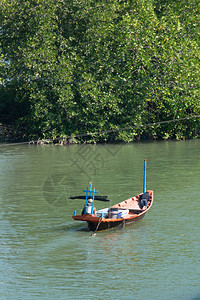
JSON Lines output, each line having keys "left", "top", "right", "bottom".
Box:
{"left": 0, "top": 0, "right": 200, "bottom": 141}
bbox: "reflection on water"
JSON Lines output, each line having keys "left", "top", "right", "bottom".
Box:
{"left": 0, "top": 141, "right": 200, "bottom": 299}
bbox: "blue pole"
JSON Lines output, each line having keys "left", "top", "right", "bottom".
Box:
{"left": 89, "top": 182, "right": 92, "bottom": 196}
{"left": 143, "top": 159, "right": 146, "bottom": 193}
{"left": 91, "top": 187, "right": 95, "bottom": 214}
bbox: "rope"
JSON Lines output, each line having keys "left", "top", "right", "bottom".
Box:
{"left": 0, "top": 114, "right": 199, "bottom": 147}
{"left": 0, "top": 141, "right": 29, "bottom": 147}
{"left": 90, "top": 217, "right": 103, "bottom": 236}
{"left": 72, "top": 114, "right": 200, "bottom": 139}
{"left": 117, "top": 218, "right": 126, "bottom": 231}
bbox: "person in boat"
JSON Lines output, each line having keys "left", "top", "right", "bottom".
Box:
{"left": 139, "top": 192, "right": 149, "bottom": 209}
{"left": 81, "top": 198, "right": 96, "bottom": 215}
{"left": 88, "top": 198, "right": 96, "bottom": 215}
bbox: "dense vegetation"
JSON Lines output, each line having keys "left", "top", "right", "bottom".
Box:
{"left": 0, "top": 0, "right": 200, "bottom": 142}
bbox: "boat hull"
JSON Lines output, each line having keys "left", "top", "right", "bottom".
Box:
{"left": 72, "top": 190, "right": 153, "bottom": 232}
{"left": 87, "top": 214, "right": 145, "bottom": 231}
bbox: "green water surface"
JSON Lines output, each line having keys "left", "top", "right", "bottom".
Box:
{"left": 0, "top": 141, "right": 200, "bottom": 300}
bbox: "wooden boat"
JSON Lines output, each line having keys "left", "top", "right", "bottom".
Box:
{"left": 72, "top": 160, "right": 153, "bottom": 232}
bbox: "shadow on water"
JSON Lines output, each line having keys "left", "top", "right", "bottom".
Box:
{"left": 43, "top": 222, "right": 89, "bottom": 233}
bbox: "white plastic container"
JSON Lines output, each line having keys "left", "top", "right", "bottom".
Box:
{"left": 85, "top": 205, "right": 92, "bottom": 214}
{"left": 109, "top": 209, "right": 129, "bottom": 219}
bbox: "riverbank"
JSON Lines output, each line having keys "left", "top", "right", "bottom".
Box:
{"left": 0, "top": 123, "right": 14, "bottom": 143}
{"left": 1, "top": 121, "right": 199, "bottom": 145}
{"left": 0, "top": 123, "right": 77, "bottom": 145}
{"left": 0, "top": 123, "right": 28, "bottom": 143}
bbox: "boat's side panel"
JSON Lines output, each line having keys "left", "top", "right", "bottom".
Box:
{"left": 88, "top": 213, "right": 145, "bottom": 231}
{"left": 88, "top": 220, "right": 122, "bottom": 231}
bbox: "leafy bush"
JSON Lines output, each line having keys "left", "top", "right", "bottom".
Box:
{"left": 0, "top": 0, "right": 200, "bottom": 141}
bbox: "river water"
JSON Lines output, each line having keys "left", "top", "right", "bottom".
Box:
{"left": 0, "top": 141, "right": 200, "bottom": 300}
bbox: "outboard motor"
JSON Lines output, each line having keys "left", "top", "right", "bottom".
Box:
{"left": 139, "top": 192, "right": 149, "bottom": 208}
